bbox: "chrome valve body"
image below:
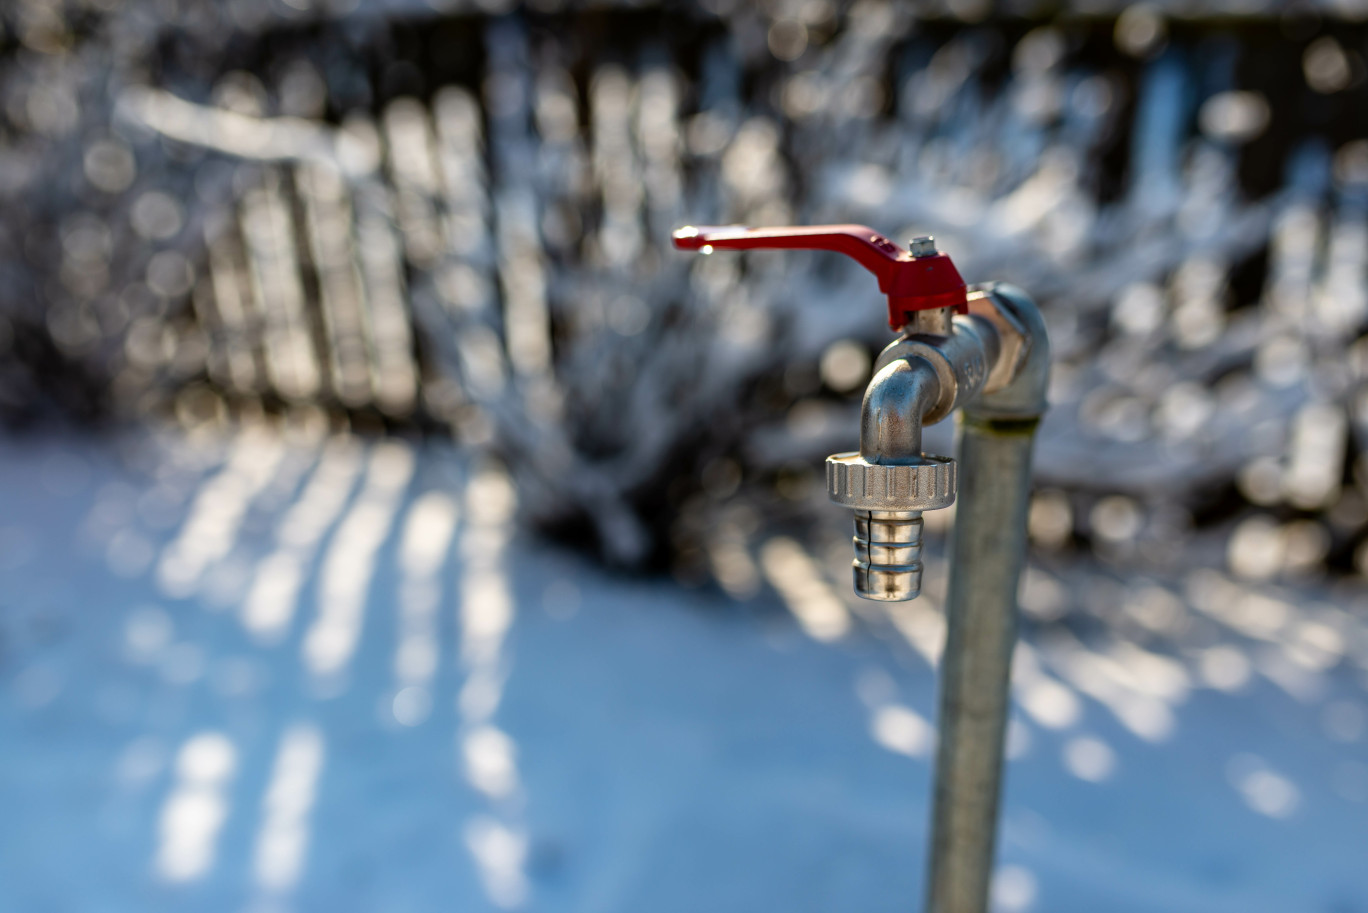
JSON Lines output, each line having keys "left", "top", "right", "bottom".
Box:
{"left": 824, "top": 281, "right": 1032, "bottom": 602}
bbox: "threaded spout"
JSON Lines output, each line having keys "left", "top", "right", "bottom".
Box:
{"left": 852, "top": 509, "right": 924, "bottom": 601}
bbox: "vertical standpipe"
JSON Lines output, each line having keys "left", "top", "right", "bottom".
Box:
{"left": 925, "top": 284, "right": 1050, "bottom": 913}
{"left": 925, "top": 416, "right": 1039, "bottom": 913}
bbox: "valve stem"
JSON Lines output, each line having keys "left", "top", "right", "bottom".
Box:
{"left": 910, "top": 235, "right": 938, "bottom": 258}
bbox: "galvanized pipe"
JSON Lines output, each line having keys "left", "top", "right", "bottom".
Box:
{"left": 925, "top": 284, "right": 1050, "bottom": 913}
{"left": 925, "top": 416, "right": 1038, "bottom": 913}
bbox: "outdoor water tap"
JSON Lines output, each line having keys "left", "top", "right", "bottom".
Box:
{"left": 674, "top": 223, "right": 1050, "bottom": 913}
{"left": 672, "top": 224, "right": 1039, "bottom": 603}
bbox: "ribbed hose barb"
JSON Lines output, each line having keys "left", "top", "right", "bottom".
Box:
{"left": 853, "top": 509, "right": 924, "bottom": 602}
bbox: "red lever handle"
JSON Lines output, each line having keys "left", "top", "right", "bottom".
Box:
{"left": 672, "top": 224, "right": 967, "bottom": 330}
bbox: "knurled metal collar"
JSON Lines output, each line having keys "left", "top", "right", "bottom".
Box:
{"left": 826, "top": 452, "right": 957, "bottom": 511}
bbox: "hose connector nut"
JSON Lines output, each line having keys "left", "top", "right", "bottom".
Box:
{"left": 825, "top": 452, "right": 957, "bottom": 511}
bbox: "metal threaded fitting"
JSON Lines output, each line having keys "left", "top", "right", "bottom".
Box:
{"left": 853, "top": 509, "right": 924, "bottom": 601}
{"left": 826, "top": 452, "right": 956, "bottom": 512}
{"left": 828, "top": 453, "right": 953, "bottom": 602}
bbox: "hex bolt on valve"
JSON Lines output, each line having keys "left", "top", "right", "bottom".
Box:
{"left": 674, "top": 224, "right": 1050, "bottom": 913}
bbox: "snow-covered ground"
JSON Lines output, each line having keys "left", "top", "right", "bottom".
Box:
{"left": 1, "top": 426, "right": 1366, "bottom": 913}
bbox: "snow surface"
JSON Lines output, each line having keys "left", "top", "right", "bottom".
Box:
{"left": 1, "top": 428, "right": 1366, "bottom": 913}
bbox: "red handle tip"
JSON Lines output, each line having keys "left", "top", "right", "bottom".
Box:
{"left": 671, "top": 226, "right": 701, "bottom": 250}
